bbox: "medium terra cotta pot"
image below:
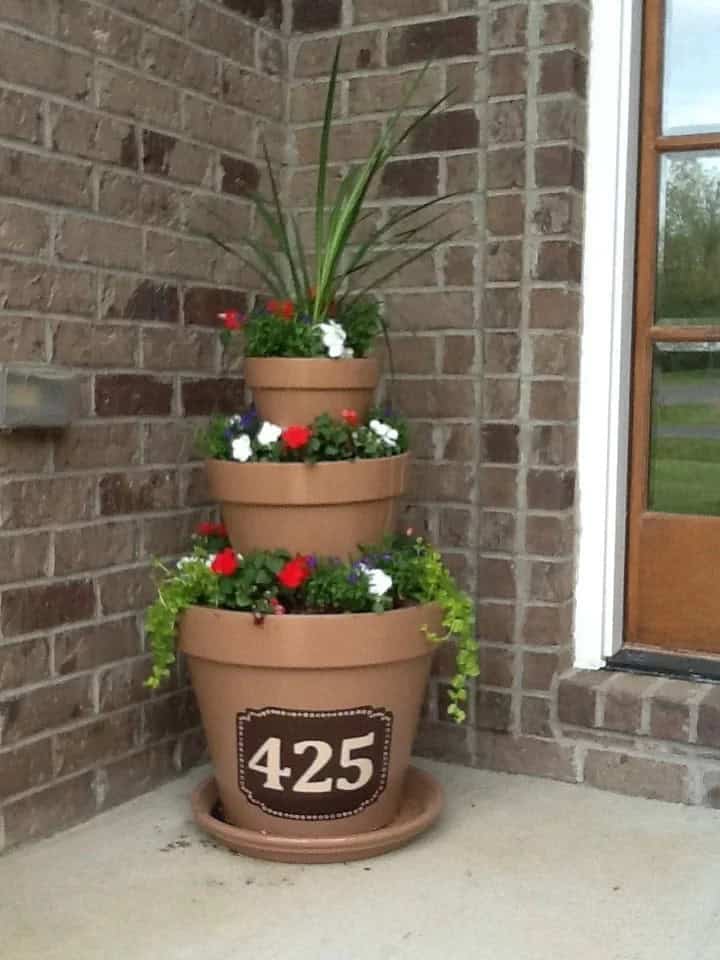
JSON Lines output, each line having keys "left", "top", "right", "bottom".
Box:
{"left": 180, "top": 602, "right": 442, "bottom": 839}
{"left": 206, "top": 453, "right": 409, "bottom": 558}
{"left": 244, "top": 357, "right": 379, "bottom": 427}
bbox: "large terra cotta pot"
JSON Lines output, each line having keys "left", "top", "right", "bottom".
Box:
{"left": 181, "top": 603, "right": 441, "bottom": 838}
{"left": 245, "top": 357, "right": 379, "bottom": 427}
{"left": 206, "top": 453, "right": 409, "bottom": 557}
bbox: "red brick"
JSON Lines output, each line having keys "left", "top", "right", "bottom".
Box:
{"left": 489, "top": 52, "right": 527, "bottom": 97}
{"left": 521, "top": 697, "right": 553, "bottom": 738}
{"left": 583, "top": 751, "right": 687, "bottom": 803}
{"left": 292, "top": 0, "right": 340, "bottom": 31}
{"left": 475, "top": 690, "right": 512, "bottom": 732}
{"left": 388, "top": 17, "right": 477, "bottom": 65}
{"left": 539, "top": 51, "right": 587, "bottom": 97}
{"left": 478, "top": 466, "right": 517, "bottom": 509}
{"left": 411, "top": 110, "right": 479, "bottom": 153}
{"left": 523, "top": 651, "right": 560, "bottom": 692}
{"left": 478, "top": 557, "right": 516, "bottom": 600}
{"left": 0, "top": 532, "right": 50, "bottom": 585}
{"left": 479, "top": 510, "right": 516, "bottom": 553}
{"left": 489, "top": 4, "right": 527, "bottom": 49}
{"left": 0, "top": 738, "right": 53, "bottom": 801}
{"left": 98, "top": 566, "right": 155, "bottom": 615}
{"left": 523, "top": 604, "right": 572, "bottom": 646}
{"left": 181, "top": 377, "right": 243, "bottom": 416}
{"left": 54, "top": 710, "right": 142, "bottom": 777}
{"left": 698, "top": 688, "right": 720, "bottom": 748}
{"left": 649, "top": 680, "right": 694, "bottom": 743}
{"left": 557, "top": 672, "right": 598, "bottom": 727}
{"left": 479, "top": 645, "right": 515, "bottom": 687}
{"left": 487, "top": 240, "right": 522, "bottom": 281}
{"left": 1, "top": 580, "right": 95, "bottom": 638}
{"left": 99, "top": 471, "right": 177, "bottom": 516}
{"left": 3, "top": 771, "right": 97, "bottom": 848}
{"left": 184, "top": 287, "right": 247, "bottom": 327}
{"left": 55, "top": 522, "right": 137, "bottom": 575}
{"left": 54, "top": 618, "right": 140, "bottom": 676}
{"left": 527, "top": 470, "right": 575, "bottom": 510}
{"left": 481, "top": 423, "right": 519, "bottom": 464}
{"left": 531, "top": 425, "right": 577, "bottom": 467}
{"left": 0, "top": 638, "right": 51, "bottom": 691}
{"left": 0, "top": 676, "right": 94, "bottom": 746}
{"left": 535, "top": 145, "right": 584, "bottom": 190}
{"left": 102, "top": 742, "right": 176, "bottom": 808}
{"left": 95, "top": 374, "right": 173, "bottom": 416}
{"left": 601, "top": 673, "right": 657, "bottom": 735}
{"left": 380, "top": 158, "right": 439, "bottom": 198}
{"left": 487, "top": 147, "right": 525, "bottom": 189}
{"left": 476, "top": 732, "right": 576, "bottom": 782}
{"left": 221, "top": 156, "right": 260, "bottom": 196}
{"left": 0, "top": 476, "right": 96, "bottom": 531}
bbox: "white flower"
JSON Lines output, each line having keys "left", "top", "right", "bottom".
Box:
{"left": 231, "top": 434, "right": 253, "bottom": 462}
{"left": 342, "top": 347, "right": 355, "bottom": 359}
{"left": 177, "top": 555, "right": 198, "bottom": 569}
{"left": 256, "top": 421, "right": 282, "bottom": 446}
{"left": 319, "top": 320, "right": 347, "bottom": 359}
{"left": 228, "top": 414, "right": 244, "bottom": 428}
{"left": 366, "top": 568, "right": 393, "bottom": 597}
{"left": 369, "top": 419, "right": 399, "bottom": 447}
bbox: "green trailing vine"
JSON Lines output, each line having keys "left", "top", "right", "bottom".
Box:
{"left": 145, "top": 532, "right": 478, "bottom": 723}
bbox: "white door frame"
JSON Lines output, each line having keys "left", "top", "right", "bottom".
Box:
{"left": 574, "top": 0, "right": 644, "bottom": 668}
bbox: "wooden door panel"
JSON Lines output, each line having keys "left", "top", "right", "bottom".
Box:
{"left": 634, "top": 514, "right": 720, "bottom": 653}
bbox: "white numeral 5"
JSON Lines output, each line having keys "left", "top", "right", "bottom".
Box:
{"left": 336, "top": 732, "right": 375, "bottom": 791}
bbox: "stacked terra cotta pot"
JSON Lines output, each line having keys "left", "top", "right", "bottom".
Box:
{"left": 180, "top": 355, "right": 446, "bottom": 861}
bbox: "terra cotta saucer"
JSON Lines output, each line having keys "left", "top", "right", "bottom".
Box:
{"left": 191, "top": 765, "right": 444, "bottom": 864}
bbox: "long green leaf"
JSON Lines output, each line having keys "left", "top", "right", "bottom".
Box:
{"left": 349, "top": 232, "right": 460, "bottom": 300}
{"left": 204, "top": 232, "right": 286, "bottom": 297}
{"left": 339, "top": 195, "right": 461, "bottom": 283}
{"left": 260, "top": 139, "right": 304, "bottom": 304}
{"left": 289, "top": 213, "right": 312, "bottom": 312}
{"left": 314, "top": 42, "right": 342, "bottom": 306}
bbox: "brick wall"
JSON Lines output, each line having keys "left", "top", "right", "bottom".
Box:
{"left": 0, "top": 0, "right": 286, "bottom": 850}
{"left": 4, "top": 0, "right": 719, "bottom": 854}
{"left": 286, "top": 0, "right": 586, "bottom": 771}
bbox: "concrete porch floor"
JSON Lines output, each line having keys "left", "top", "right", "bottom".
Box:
{"left": 3, "top": 759, "right": 720, "bottom": 960}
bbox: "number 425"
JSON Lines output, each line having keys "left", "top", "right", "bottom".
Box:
{"left": 247, "top": 734, "right": 376, "bottom": 794}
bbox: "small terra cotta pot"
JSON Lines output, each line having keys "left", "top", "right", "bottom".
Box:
{"left": 206, "top": 453, "right": 409, "bottom": 557}
{"left": 180, "top": 602, "right": 442, "bottom": 838}
{"left": 244, "top": 357, "right": 379, "bottom": 427}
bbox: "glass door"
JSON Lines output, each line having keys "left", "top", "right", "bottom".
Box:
{"left": 627, "top": 0, "right": 720, "bottom": 653}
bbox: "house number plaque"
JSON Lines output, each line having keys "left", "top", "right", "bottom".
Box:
{"left": 236, "top": 707, "right": 393, "bottom": 820}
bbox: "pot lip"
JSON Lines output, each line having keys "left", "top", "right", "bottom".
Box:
{"left": 179, "top": 601, "right": 443, "bottom": 668}
{"left": 183, "top": 600, "right": 440, "bottom": 625}
{"left": 244, "top": 356, "right": 379, "bottom": 389}
{"left": 206, "top": 452, "right": 409, "bottom": 471}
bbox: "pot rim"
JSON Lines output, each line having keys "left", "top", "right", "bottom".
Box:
{"left": 179, "top": 601, "right": 443, "bottom": 669}
{"left": 245, "top": 356, "right": 379, "bottom": 390}
{"left": 206, "top": 452, "right": 409, "bottom": 505}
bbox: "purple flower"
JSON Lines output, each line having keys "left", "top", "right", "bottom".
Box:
{"left": 240, "top": 407, "right": 258, "bottom": 431}
{"left": 299, "top": 313, "right": 312, "bottom": 326}
{"left": 306, "top": 554, "right": 318, "bottom": 570}
{"left": 347, "top": 571, "right": 360, "bottom": 585}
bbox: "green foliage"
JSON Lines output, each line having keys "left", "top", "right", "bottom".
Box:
{"left": 341, "top": 298, "right": 384, "bottom": 357}
{"left": 197, "top": 409, "right": 409, "bottom": 463}
{"left": 244, "top": 309, "right": 324, "bottom": 358}
{"left": 145, "top": 533, "right": 478, "bottom": 722}
{"left": 206, "top": 42, "right": 457, "bottom": 336}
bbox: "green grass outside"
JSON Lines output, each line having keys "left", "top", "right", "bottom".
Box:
{"left": 650, "top": 436, "right": 720, "bottom": 515}
{"left": 656, "top": 403, "right": 720, "bottom": 427}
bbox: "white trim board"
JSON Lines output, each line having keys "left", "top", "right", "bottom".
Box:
{"left": 574, "top": 0, "right": 643, "bottom": 668}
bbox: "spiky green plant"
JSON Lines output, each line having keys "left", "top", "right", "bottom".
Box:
{"left": 209, "top": 42, "right": 458, "bottom": 327}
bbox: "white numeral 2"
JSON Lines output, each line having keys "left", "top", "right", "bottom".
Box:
{"left": 246, "top": 733, "right": 377, "bottom": 793}
{"left": 292, "top": 741, "right": 333, "bottom": 793}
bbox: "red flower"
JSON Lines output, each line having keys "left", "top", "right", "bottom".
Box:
{"left": 218, "top": 310, "right": 244, "bottom": 330}
{"left": 267, "top": 299, "right": 295, "bottom": 320}
{"left": 277, "top": 555, "right": 312, "bottom": 590}
{"left": 341, "top": 409, "right": 359, "bottom": 428}
{"left": 211, "top": 548, "right": 238, "bottom": 576}
{"left": 197, "top": 522, "right": 227, "bottom": 538}
{"left": 282, "top": 425, "right": 312, "bottom": 450}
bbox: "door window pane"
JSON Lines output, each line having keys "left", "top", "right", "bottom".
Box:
{"left": 663, "top": 0, "right": 720, "bottom": 135}
{"left": 649, "top": 343, "right": 720, "bottom": 515}
{"left": 656, "top": 153, "right": 720, "bottom": 325}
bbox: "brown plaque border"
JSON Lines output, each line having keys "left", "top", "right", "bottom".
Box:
{"left": 236, "top": 706, "right": 393, "bottom": 821}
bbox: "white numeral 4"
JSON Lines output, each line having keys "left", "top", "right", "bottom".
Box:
{"left": 247, "top": 736, "right": 291, "bottom": 791}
